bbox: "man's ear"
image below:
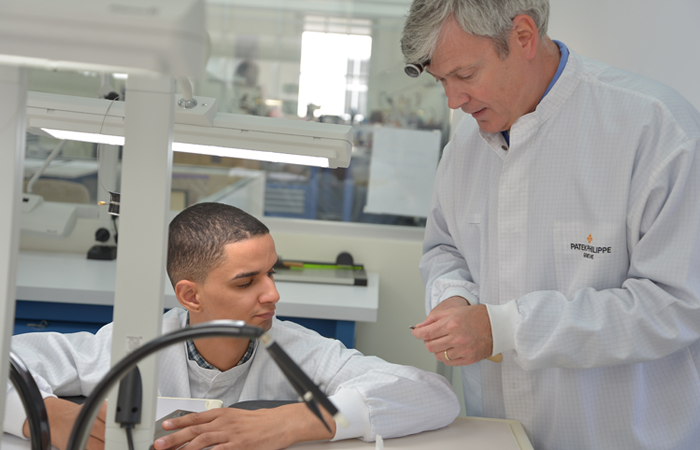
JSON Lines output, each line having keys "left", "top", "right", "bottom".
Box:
{"left": 510, "top": 14, "right": 539, "bottom": 60}
{"left": 174, "top": 280, "right": 202, "bottom": 313}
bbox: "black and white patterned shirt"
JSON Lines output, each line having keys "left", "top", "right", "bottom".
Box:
{"left": 185, "top": 313, "right": 255, "bottom": 370}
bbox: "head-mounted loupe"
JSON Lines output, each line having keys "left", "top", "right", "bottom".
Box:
{"left": 404, "top": 60, "right": 429, "bottom": 78}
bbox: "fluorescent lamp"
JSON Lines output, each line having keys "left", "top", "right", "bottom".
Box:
{"left": 172, "top": 143, "right": 330, "bottom": 167}
{"left": 42, "top": 129, "right": 124, "bottom": 147}
{"left": 41, "top": 129, "right": 330, "bottom": 167}
{"left": 27, "top": 92, "right": 352, "bottom": 168}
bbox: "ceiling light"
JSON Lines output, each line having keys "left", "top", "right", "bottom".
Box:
{"left": 27, "top": 91, "right": 352, "bottom": 168}
{"left": 42, "top": 129, "right": 124, "bottom": 147}
{"left": 172, "top": 143, "right": 330, "bottom": 167}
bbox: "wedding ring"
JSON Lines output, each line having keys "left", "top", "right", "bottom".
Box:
{"left": 444, "top": 350, "right": 451, "bottom": 361}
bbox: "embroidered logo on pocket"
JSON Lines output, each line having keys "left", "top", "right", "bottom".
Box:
{"left": 570, "top": 234, "right": 612, "bottom": 260}
{"left": 554, "top": 222, "right": 627, "bottom": 295}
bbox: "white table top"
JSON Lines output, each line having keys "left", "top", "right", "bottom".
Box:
{"left": 16, "top": 251, "right": 378, "bottom": 322}
{"left": 288, "top": 417, "right": 534, "bottom": 449}
{"left": 2, "top": 417, "right": 533, "bottom": 450}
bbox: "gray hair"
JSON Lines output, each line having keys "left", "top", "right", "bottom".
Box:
{"left": 401, "top": 0, "right": 550, "bottom": 64}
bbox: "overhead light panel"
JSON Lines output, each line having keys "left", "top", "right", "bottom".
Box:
{"left": 27, "top": 92, "right": 352, "bottom": 168}
{"left": 39, "top": 130, "right": 331, "bottom": 168}
{"left": 172, "top": 142, "right": 331, "bottom": 168}
{"left": 41, "top": 130, "right": 124, "bottom": 147}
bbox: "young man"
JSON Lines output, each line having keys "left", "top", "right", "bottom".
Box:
{"left": 402, "top": 1, "right": 700, "bottom": 449}
{"left": 5, "top": 202, "right": 460, "bottom": 450}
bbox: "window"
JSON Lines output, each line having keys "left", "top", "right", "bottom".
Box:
{"left": 298, "top": 16, "right": 372, "bottom": 122}
{"left": 22, "top": 3, "right": 451, "bottom": 229}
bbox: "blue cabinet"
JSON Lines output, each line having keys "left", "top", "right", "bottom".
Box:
{"left": 14, "top": 300, "right": 356, "bottom": 348}
{"left": 14, "top": 300, "right": 113, "bottom": 335}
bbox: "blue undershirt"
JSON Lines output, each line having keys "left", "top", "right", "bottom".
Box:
{"left": 501, "top": 40, "right": 569, "bottom": 146}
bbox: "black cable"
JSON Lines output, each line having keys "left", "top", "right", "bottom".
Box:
{"left": 66, "top": 320, "right": 343, "bottom": 450}
{"left": 9, "top": 351, "right": 51, "bottom": 450}
{"left": 95, "top": 93, "right": 122, "bottom": 196}
{"left": 262, "top": 337, "right": 338, "bottom": 430}
{"left": 116, "top": 366, "right": 142, "bottom": 450}
{"left": 125, "top": 426, "right": 135, "bottom": 450}
{"left": 111, "top": 215, "right": 118, "bottom": 244}
{"left": 67, "top": 321, "right": 264, "bottom": 450}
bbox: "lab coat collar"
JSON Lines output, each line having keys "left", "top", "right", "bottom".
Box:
{"left": 478, "top": 49, "right": 583, "bottom": 154}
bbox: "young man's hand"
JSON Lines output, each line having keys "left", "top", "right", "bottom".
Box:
{"left": 152, "top": 403, "right": 336, "bottom": 450}
{"left": 23, "top": 397, "right": 107, "bottom": 450}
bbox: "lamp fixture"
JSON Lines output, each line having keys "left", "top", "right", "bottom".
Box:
{"left": 42, "top": 129, "right": 331, "bottom": 168}
{"left": 27, "top": 92, "right": 352, "bottom": 169}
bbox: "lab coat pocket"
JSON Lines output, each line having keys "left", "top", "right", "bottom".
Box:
{"left": 553, "top": 222, "right": 628, "bottom": 298}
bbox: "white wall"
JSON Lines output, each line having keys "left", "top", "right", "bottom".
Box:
{"left": 264, "top": 218, "right": 437, "bottom": 371}
{"left": 548, "top": 0, "right": 700, "bottom": 110}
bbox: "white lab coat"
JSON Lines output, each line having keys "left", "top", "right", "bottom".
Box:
{"left": 5, "top": 309, "right": 459, "bottom": 442}
{"left": 420, "top": 49, "right": 700, "bottom": 450}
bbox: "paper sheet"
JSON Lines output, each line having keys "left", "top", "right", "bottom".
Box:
{"left": 365, "top": 127, "right": 441, "bottom": 217}
{"left": 156, "top": 396, "right": 223, "bottom": 420}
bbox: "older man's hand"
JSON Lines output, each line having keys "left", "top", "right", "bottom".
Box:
{"left": 411, "top": 296, "right": 494, "bottom": 365}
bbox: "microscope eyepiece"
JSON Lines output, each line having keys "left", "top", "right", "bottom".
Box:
{"left": 404, "top": 60, "right": 429, "bottom": 78}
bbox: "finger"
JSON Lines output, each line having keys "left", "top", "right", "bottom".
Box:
{"left": 88, "top": 424, "right": 106, "bottom": 450}
{"left": 410, "top": 325, "right": 426, "bottom": 339}
{"left": 442, "top": 356, "right": 462, "bottom": 366}
{"left": 181, "top": 430, "right": 227, "bottom": 450}
{"left": 423, "top": 334, "right": 453, "bottom": 354}
{"left": 90, "top": 422, "right": 106, "bottom": 446}
{"left": 425, "top": 306, "right": 453, "bottom": 324}
{"left": 439, "top": 348, "right": 455, "bottom": 364}
{"left": 91, "top": 402, "right": 107, "bottom": 438}
{"left": 153, "top": 429, "right": 188, "bottom": 450}
{"left": 414, "top": 299, "right": 467, "bottom": 336}
{"left": 86, "top": 434, "right": 105, "bottom": 450}
{"left": 413, "top": 316, "right": 434, "bottom": 329}
{"left": 155, "top": 423, "right": 209, "bottom": 450}
{"left": 414, "top": 318, "right": 451, "bottom": 342}
{"left": 442, "top": 346, "right": 472, "bottom": 365}
{"left": 96, "top": 402, "right": 108, "bottom": 422}
{"left": 415, "top": 299, "right": 461, "bottom": 329}
{"left": 442, "top": 343, "right": 493, "bottom": 366}
{"left": 162, "top": 410, "right": 216, "bottom": 430}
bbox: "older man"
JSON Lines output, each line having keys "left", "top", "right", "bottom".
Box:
{"left": 403, "top": 1, "right": 700, "bottom": 449}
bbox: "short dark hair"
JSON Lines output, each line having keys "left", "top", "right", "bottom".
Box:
{"left": 167, "top": 203, "right": 269, "bottom": 286}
